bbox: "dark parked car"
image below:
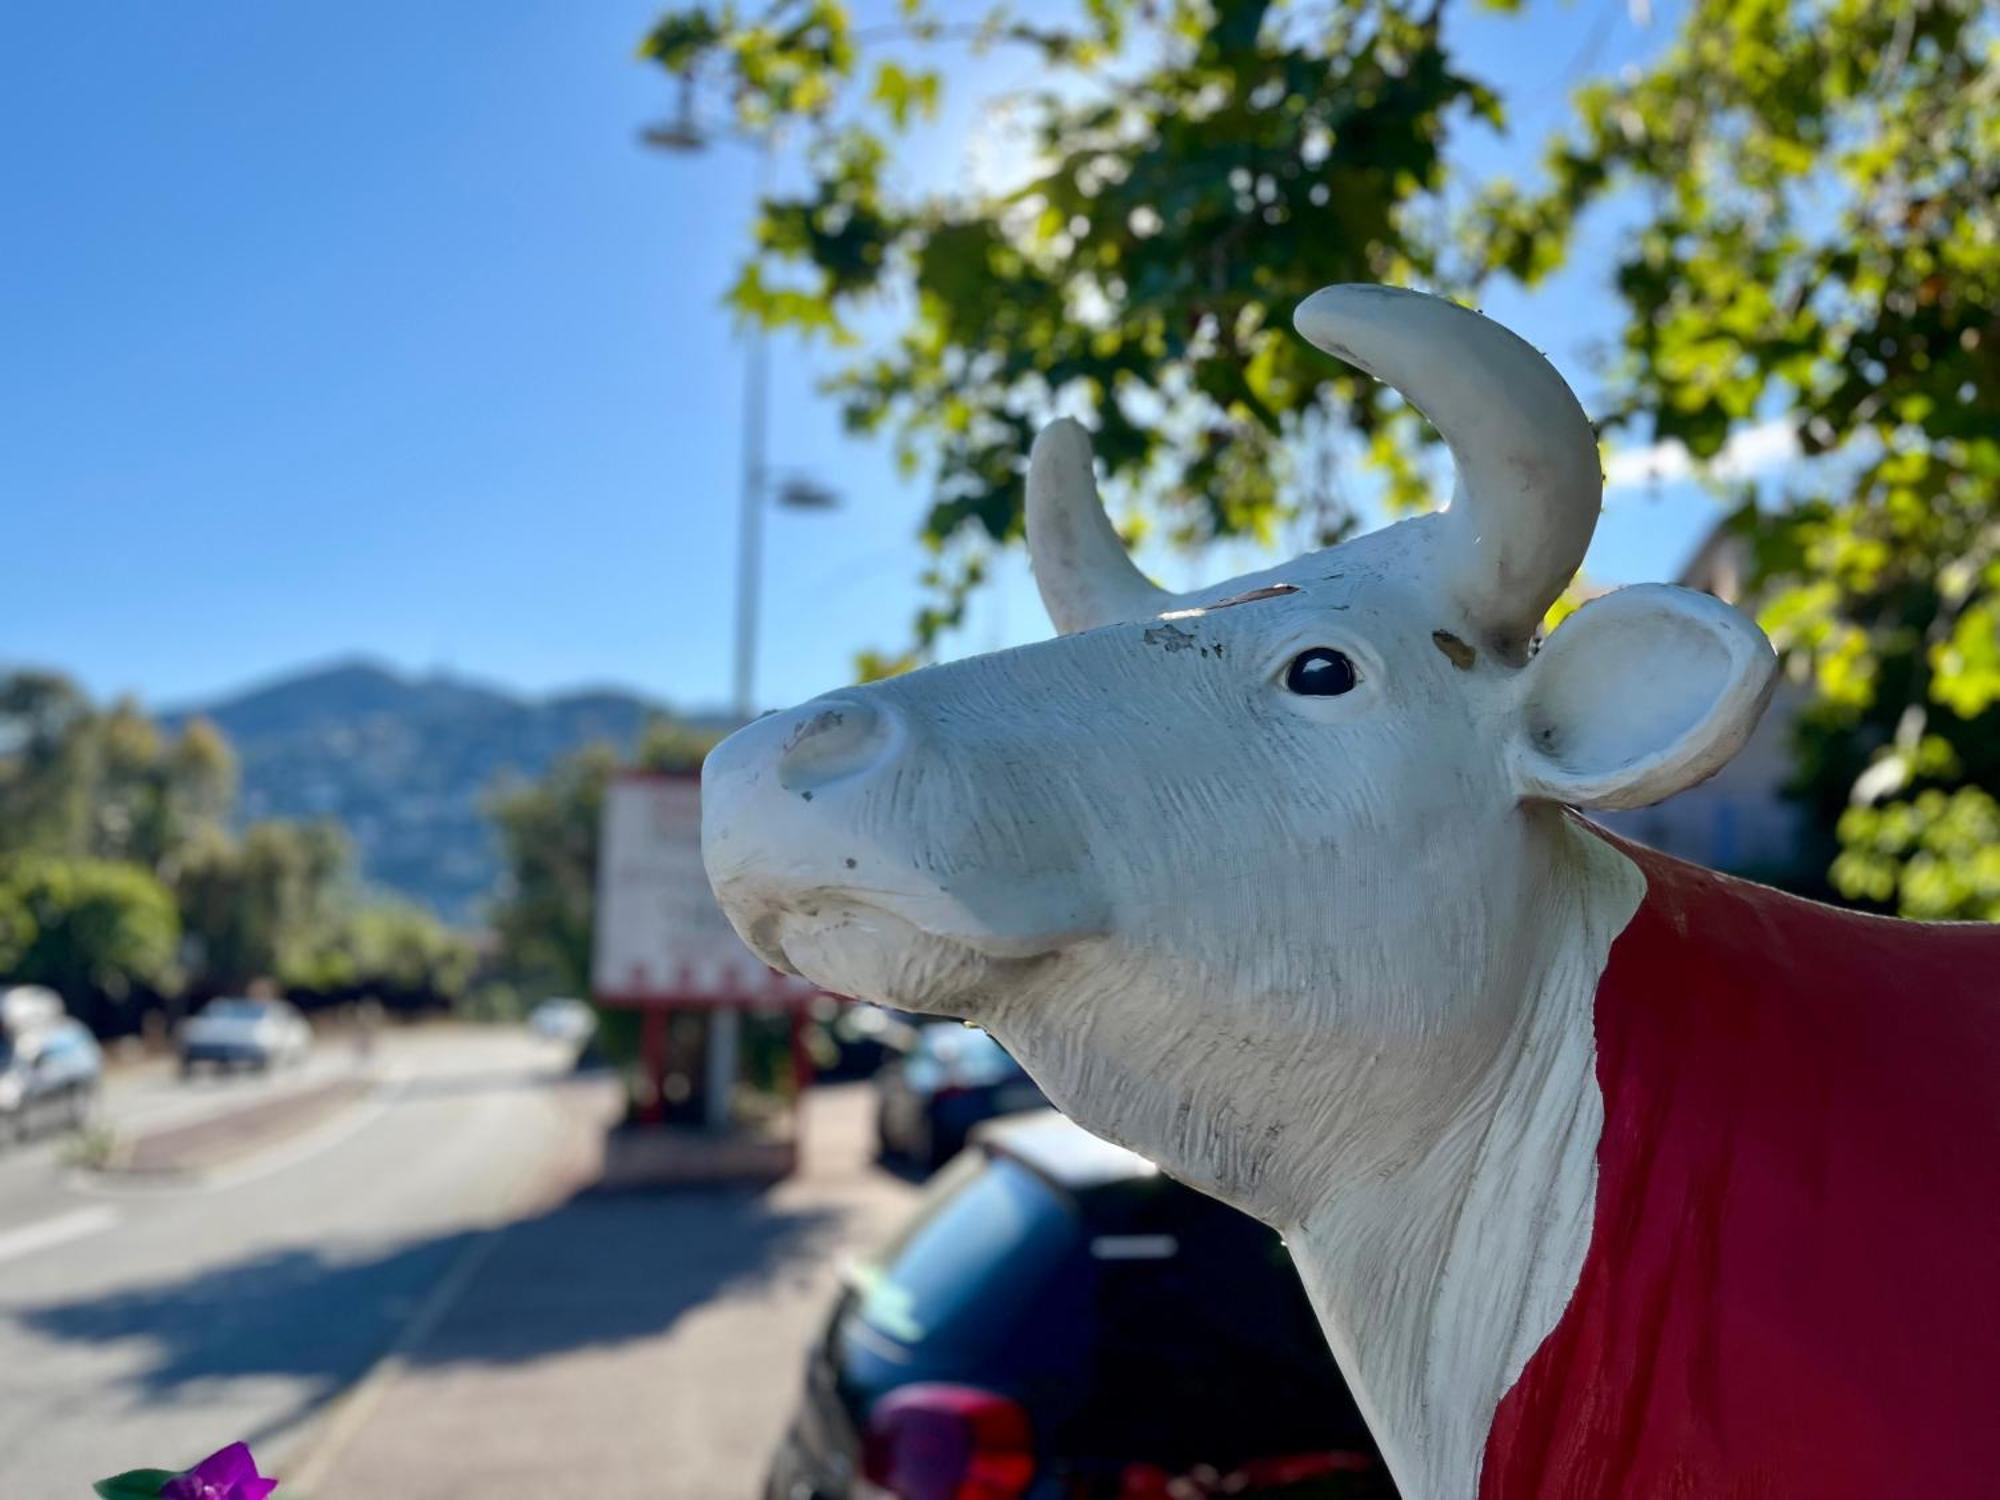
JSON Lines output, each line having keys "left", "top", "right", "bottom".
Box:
{"left": 874, "top": 1023, "right": 1047, "bottom": 1172}
{"left": 766, "top": 1111, "right": 1392, "bottom": 1500}
{"left": 808, "top": 1000, "right": 920, "bottom": 1083}
{"left": 0, "top": 1015, "right": 104, "bottom": 1142}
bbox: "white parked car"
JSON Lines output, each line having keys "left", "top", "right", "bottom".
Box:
{"left": 527, "top": 997, "right": 596, "bottom": 1044}
{"left": 0, "top": 1007, "right": 103, "bottom": 1141}
{"left": 180, "top": 997, "right": 312, "bottom": 1075}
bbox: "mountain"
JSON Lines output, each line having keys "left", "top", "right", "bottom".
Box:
{"left": 161, "top": 660, "right": 725, "bottom": 925}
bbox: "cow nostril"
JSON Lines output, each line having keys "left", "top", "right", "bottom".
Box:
{"left": 775, "top": 699, "right": 891, "bottom": 795}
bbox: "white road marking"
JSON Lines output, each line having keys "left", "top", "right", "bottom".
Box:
{"left": 281, "top": 1219, "right": 511, "bottom": 1493}
{"left": 0, "top": 1205, "right": 121, "bottom": 1266}
{"left": 282, "top": 1072, "right": 578, "bottom": 1488}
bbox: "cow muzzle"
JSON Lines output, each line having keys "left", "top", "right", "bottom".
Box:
{"left": 701, "top": 689, "right": 1107, "bottom": 1010}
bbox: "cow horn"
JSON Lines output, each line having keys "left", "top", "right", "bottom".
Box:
{"left": 1293, "top": 286, "right": 1601, "bottom": 656}
{"left": 1026, "top": 418, "right": 1173, "bottom": 634}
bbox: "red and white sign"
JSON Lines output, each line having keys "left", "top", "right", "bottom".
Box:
{"left": 592, "top": 773, "right": 810, "bottom": 1006}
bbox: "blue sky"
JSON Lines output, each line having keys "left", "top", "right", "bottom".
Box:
{"left": 4, "top": 0, "right": 1734, "bottom": 716}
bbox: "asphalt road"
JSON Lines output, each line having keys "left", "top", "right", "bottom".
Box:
{"left": 301, "top": 1079, "right": 921, "bottom": 1499}
{"left": 0, "top": 1025, "right": 604, "bottom": 1496}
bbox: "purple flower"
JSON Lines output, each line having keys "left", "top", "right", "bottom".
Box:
{"left": 160, "top": 1444, "right": 277, "bottom": 1500}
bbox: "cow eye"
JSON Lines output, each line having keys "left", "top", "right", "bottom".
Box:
{"left": 1284, "top": 648, "right": 1357, "bottom": 696}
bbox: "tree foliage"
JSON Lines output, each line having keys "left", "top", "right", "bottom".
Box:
{"left": 643, "top": 0, "right": 1506, "bottom": 658}
{"left": 174, "top": 820, "right": 352, "bottom": 992}
{"left": 0, "top": 856, "right": 180, "bottom": 1002}
{"left": 488, "top": 721, "right": 718, "bottom": 996}
{"left": 1474, "top": 0, "right": 1998, "bottom": 915}
{"left": 489, "top": 743, "right": 619, "bottom": 998}
{"left": 0, "top": 669, "right": 475, "bottom": 1021}
{"left": 652, "top": 0, "right": 1999, "bottom": 916}
{"left": 292, "top": 901, "right": 479, "bottom": 1005}
{"left": 0, "top": 673, "right": 97, "bottom": 856}
{"left": 0, "top": 672, "right": 235, "bottom": 875}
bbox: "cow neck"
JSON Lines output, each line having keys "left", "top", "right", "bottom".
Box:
{"left": 1285, "top": 809, "right": 1642, "bottom": 1500}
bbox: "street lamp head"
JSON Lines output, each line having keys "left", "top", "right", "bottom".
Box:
{"left": 774, "top": 477, "right": 841, "bottom": 512}
{"left": 639, "top": 117, "right": 710, "bottom": 152}
{"left": 639, "top": 76, "right": 710, "bottom": 153}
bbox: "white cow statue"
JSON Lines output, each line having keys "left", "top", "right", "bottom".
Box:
{"left": 702, "top": 285, "right": 2000, "bottom": 1500}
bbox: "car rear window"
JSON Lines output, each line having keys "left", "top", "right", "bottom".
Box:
{"left": 843, "top": 1151, "right": 1079, "bottom": 1356}
{"left": 1076, "top": 1179, "right": 1376, "bottom": 1464}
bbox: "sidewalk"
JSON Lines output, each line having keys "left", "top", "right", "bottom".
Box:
{"left": 291, "top": 1084, "right": 920, "bottom": 1499}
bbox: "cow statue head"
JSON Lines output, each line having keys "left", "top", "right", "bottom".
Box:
{"left": 702, "top": 286, "right": 1775, "bottom": 1238}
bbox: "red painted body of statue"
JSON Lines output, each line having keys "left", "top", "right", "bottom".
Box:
{"left": 1482, "top": 836, "right": 2000, "bottom": 1499}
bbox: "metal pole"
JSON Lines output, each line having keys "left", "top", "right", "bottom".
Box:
{"left": 732, "top": 320, "right": 768, "bottom": 720}
{"left": 710, "top": 141, "right": 773, "bottom": 1129}
{"left": 731, "top": 140, "right": 775, "bottom": 721}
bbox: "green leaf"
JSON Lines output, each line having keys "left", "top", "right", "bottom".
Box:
{"left": 869, "top": 60, "right": 939, "bottom": 129}
{"left": 93, "top": 1470, "right": 179, "bottom": 1499}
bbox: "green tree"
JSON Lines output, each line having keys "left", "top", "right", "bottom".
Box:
{"left": 488, "top": 720, "right": 716, "bottom": 995}
{"left": 0, "top": 882, "right": 35, "bottom": 976}
{"left": 1474, "top": 0, "right": 1997, "bottom": 915}
{"left": 0, "top": 856, "right": 180, "bottom": 1004}
{"left": 294, "top": 901, "right": 478, "bottom": 1008}
{"left": 156, "top": 718, "right": 236, "bottom": 872}
{"left": 0, "top": 672, "right": 96, "bottom": 857}
{"left": 0, "top": 669, "right": 478, "bottom": 1017}
{"left": 174, "top": 820, "right": 352, "bottom": 991}
{"left": 641, "top": 0, "right": 1505, "bottom": 662}
{"left": 652, "top": 0, "right": 1998, "bottom": 915}
{"left": 89, "top": 700, "right": 164, "bottom": 866}
{"left": 490, "top": 743, "right": 619, "bottom": 998}
{"left": 88, "top": 702, "right": 234, "bottom": 874}
{"left": 0, "top": 671, "right": 235, "bottom": 877}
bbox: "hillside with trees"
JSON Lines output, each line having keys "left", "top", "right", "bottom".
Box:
{"left": 161, "top": 659, "right": 735, "bottom": 921}
{"left": 0, "top": 669, "right": 476, "bottom": 1036}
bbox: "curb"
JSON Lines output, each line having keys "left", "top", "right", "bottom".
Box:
{"left": 91, "top": 1077, "right": 376, "bottom": 1179}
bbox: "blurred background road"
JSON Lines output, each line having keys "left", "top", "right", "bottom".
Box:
{"left": 0, "top": 1028, "right": 916, "bottom": 1497}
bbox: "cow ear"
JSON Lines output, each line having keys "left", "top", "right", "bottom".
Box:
{"left": 1512, "top": 584, "right": 1777, "bottom": 811}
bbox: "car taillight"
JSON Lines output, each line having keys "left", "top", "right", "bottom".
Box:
{"left": 861, "top": 1383, "right": 1035, "bottom": 1500}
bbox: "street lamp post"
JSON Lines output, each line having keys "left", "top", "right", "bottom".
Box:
{"left": 647, "top": 110, "right": 834, "bottom": 1129}
{"left": 734, "top": 305, "right": 768, "bottom": 721}
{"left": 708, "top": 285, "right": 767, "bottom": 1128}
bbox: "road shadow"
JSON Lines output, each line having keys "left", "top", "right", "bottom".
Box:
{"left": 13, "top": 1183, "right": 845, "bottom": 1450}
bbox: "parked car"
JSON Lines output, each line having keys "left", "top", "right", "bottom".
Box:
{"left": 0, "top": 984, "right": 65, "bottom": 1036}
{"left": 766, "top": 1111, "right": 1392, "bottom": 1500}
{"left": 0, "top": 1015, "right": 104, "bottom": 1142}
{"left": 528, "top": 997, "right": 597, "bottom": 1044}
{"left": 807, "top": 999, "right": 920, "bottom": 1082}
{"left": 874, "top": 1023, "right": 1047, "bottom": 1172}
{"left": 180, "top": 997, "right": 312, "bottom": 1074}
